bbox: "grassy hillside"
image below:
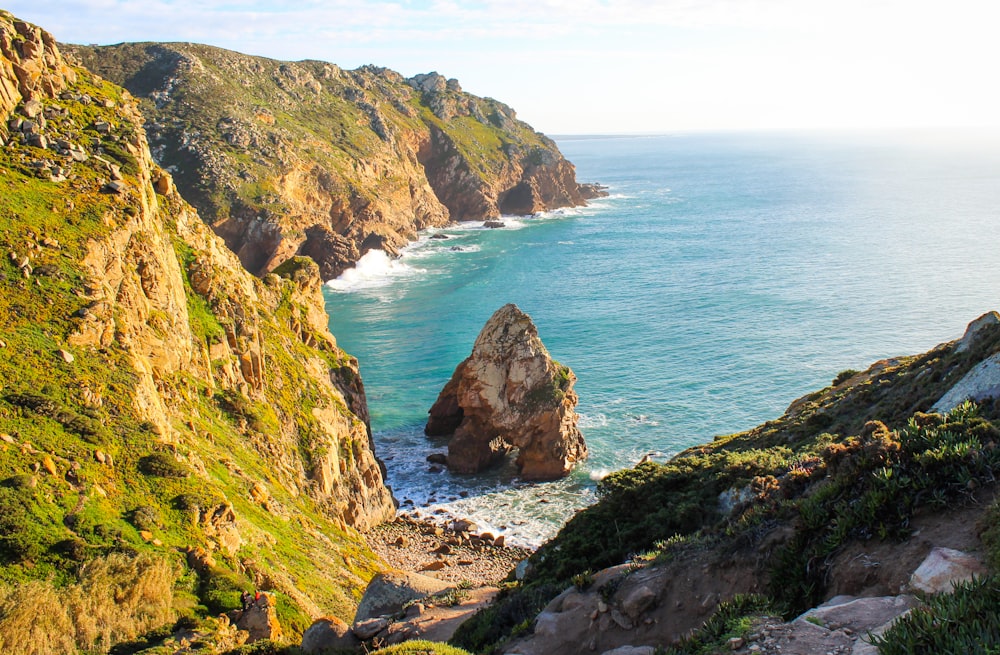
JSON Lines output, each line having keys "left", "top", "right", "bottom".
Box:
{"left": 70, "top": 44, "right": 590, "bottom": 279}
{"left": 0, "top": 12, "right": 393, "bottom": 653}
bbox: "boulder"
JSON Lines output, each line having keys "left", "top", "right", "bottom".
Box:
{"left": 300, "top": 616, "right": 359, "bottom": 654}
{"left": 352, "top": 616, "right": 390, "bottom": 640}
{"left": 354, "top": 569, "right": 455, "bottom": 623}
{"left": 425, "top": 304, "right": 587, "bottom": 480}
{"left": 908, "top": 547, "right": 987, "bottom": 594}
{"left": 235, "top": 592, "right": 282, "bottom": 643}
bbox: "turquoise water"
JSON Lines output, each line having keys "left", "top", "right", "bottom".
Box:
{"left": 325, "top": 130, "right": 1000, "bottom": 547}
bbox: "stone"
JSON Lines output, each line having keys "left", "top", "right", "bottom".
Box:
{"left": 103, "top": 180, "right": 126, "bottom": 194}
{"left": 301, "top": 617, "right": 359, "bottom": 654}
{"left": 796, "top": 595, "right": 916, "bottom": 634}
{"left": 22, "top": 98, "right": 42, "bottom": 117}
{"left": 154, "top": 172, "right": 174, "bottom": 195}
{"left": 427, "top": 452, "right": 448, "bottom": 465}
{"left": 40, "top": 455, "right": 57, "bottom": 476}
{"left": 453, "top": 518, "right": 478, "bottom": 533}
{"left": 932, "top": 351, "right": 1000, "bottom": 413}
{"left": 354, "top": 569, "right": 454, "bottom": 623}
{"left": 909, "top": 547, "right": 987, "bottom": 594}
{"left": 600, "top": 647, "right": 656, "bottom": 655}
{"left": 236, "top": 592, "right": 282, "bottom": 642}
{"left": 954, "top": 311, "right": 1000, "bottom": 353}
{"left": 621, "top": 585, "right": 657, "bottom": 619}
{"left": 421, "top": 561, "right": 446, "bottom": 572}
{"left": 351, "top": 616, "right": 390, "bottom": 640}
{"left": 58, "top": 349, "right": 74, "bottom": 363}
{"left": 425, "top": 303, "right": 587, "bottom": 480}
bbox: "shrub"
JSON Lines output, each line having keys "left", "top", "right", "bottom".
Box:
{"left": 138, "top": 452, "right": 189, "bottom": 478}
{"left": 663, "top": 594, "right": 776, "bottom": 654}
{"left": 872, "top": 575, "right": 1000, "bottom": 654}
{"left": 0, "top": 553, "right": 175, "bottom": 654}
{"left": 200, "top": 566, "right": 253, "bottom": 614}
{"left": 373, "top": 640, "right": 473, "bottom": 655}
{"left": 0, "top": 487, "right": 49, "bottom": 563}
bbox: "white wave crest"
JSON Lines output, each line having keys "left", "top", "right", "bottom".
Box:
{"left": 325, "top": 249, "right": 421, "bottom": 291}
{"left": 577, "top": 413, "right": 608, "bottom": 429}
{"left": 589, "top": 468, "right": 611, "bottom": 482}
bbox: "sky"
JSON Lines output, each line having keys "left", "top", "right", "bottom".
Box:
{"left": 4, "top": 0, "right": 999, "bottom": 135}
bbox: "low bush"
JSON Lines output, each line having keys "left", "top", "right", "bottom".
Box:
{"left": 138, "top": 452, "right": 189, "bottom": 478}
{"left": 872, "top": 575, "right": 1000, "bottom": 654}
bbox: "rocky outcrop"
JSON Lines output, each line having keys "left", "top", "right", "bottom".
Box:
{"left": 0, "top": 11, "right": 77, "bottom": 128}
{"left": 426, "top": 304, "right": 586, "bottom": 480}
{"left": 236, "top": 593, "right": 283, "bottom": 643}
{"left": 933, "top": 311, "right": 1000, "bottom": 412}
{"left": 0, "top": 13, "right": 393, "bottom": 647}
{"left": 68, "top": 45, "right": 605, "bottom": 279}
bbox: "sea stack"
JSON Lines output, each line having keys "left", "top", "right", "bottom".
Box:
{"left": 426, "top": 304, "right": 587, "bottom": 480}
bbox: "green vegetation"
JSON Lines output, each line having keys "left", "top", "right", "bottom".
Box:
{"left": 662, "top": 595, "right": 776, "bottom": 655}
{"left": 370, "top": 639, "right": 474, "bottom": 655}
{"left": 0, "top": 24, "right": 387, "bottom": 654}
{"left": 872, "top": 575, "right": 1000, "bottom": 654}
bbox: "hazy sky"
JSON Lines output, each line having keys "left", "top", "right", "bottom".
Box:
{"left": 5, "top": 0, "right": 998, "bottom": 134}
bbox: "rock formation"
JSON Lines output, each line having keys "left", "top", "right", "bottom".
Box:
{"left": 67, "top": 46, "right": 607, "bottom": 279}
{"left": 426, "top": 304, "right": 586, "bottom": 480}
{"left": 0, "top": 12, "right": 393, "bottom": 650}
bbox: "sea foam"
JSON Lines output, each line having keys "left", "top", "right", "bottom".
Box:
{"left": 326, "top": 249, "right": 422, "bottom": 291}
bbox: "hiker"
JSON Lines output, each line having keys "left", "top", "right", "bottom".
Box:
{"left": 240, "top": 590, "right": 252, "bottom": 611}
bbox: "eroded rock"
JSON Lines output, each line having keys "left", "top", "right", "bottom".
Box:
{"left": 426, "top": 303, "right": 586, "bottom": 480}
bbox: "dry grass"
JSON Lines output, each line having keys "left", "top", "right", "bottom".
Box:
{"left": 0, "top": 553, "right": 176, "bottom": 655}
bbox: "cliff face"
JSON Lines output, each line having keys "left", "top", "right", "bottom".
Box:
{"left": 0, "top": 12, "right": 393, "bottom": 649}
{"left": 67, "top": 46, "right": 603, "bottom": 279}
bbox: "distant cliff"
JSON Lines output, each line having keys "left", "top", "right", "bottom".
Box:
{"left": 0, "top": 11, "right": 393, "bottom": 650}
{"left": 68, "top": 43, "right": 605, "bottom": 279}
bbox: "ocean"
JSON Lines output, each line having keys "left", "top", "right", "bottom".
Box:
{"left": 325, "top": 129, "right": 1000, "bottom": 548}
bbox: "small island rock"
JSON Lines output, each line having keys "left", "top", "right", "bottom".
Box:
{"left": 426, "top": 303, "right": 587, "bottom": 480}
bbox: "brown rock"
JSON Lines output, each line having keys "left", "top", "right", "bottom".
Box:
{"left": 40, "top": 455, "right": 57, "bottom": 476}
{"left": 301, "top": 617, "right": 359, "bottom": 654}
{"left": 236, "top": 592, "right": 282, "bottom": 643}
{"left": 421, "top": 561, "right": 447, "bottom": 572}
{"left": 425, "top": 303, "right": 587, "bottom": 480}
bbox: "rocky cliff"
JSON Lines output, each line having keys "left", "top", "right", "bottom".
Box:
{"left": 66, "top": 44, "right": 605, "bottom": 280}
{"left": 0, "top": 11, "right": 394, "bottom": 651}
{"left": 426, "top": 304, "right": 587, "bottom": 480}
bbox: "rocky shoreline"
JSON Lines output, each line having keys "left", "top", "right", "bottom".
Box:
{"left": 364, "top": 515, "right": 531, "bottom": 587}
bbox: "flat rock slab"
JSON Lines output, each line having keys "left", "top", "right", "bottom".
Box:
{"left": 796, "top": 594, "right": 917, "bottom": 634}
{"left": 908, "top": 546, "right": 987, "bottom": 594}
{"left": 354, "top": 569, "right": 455, "bottom": 623}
